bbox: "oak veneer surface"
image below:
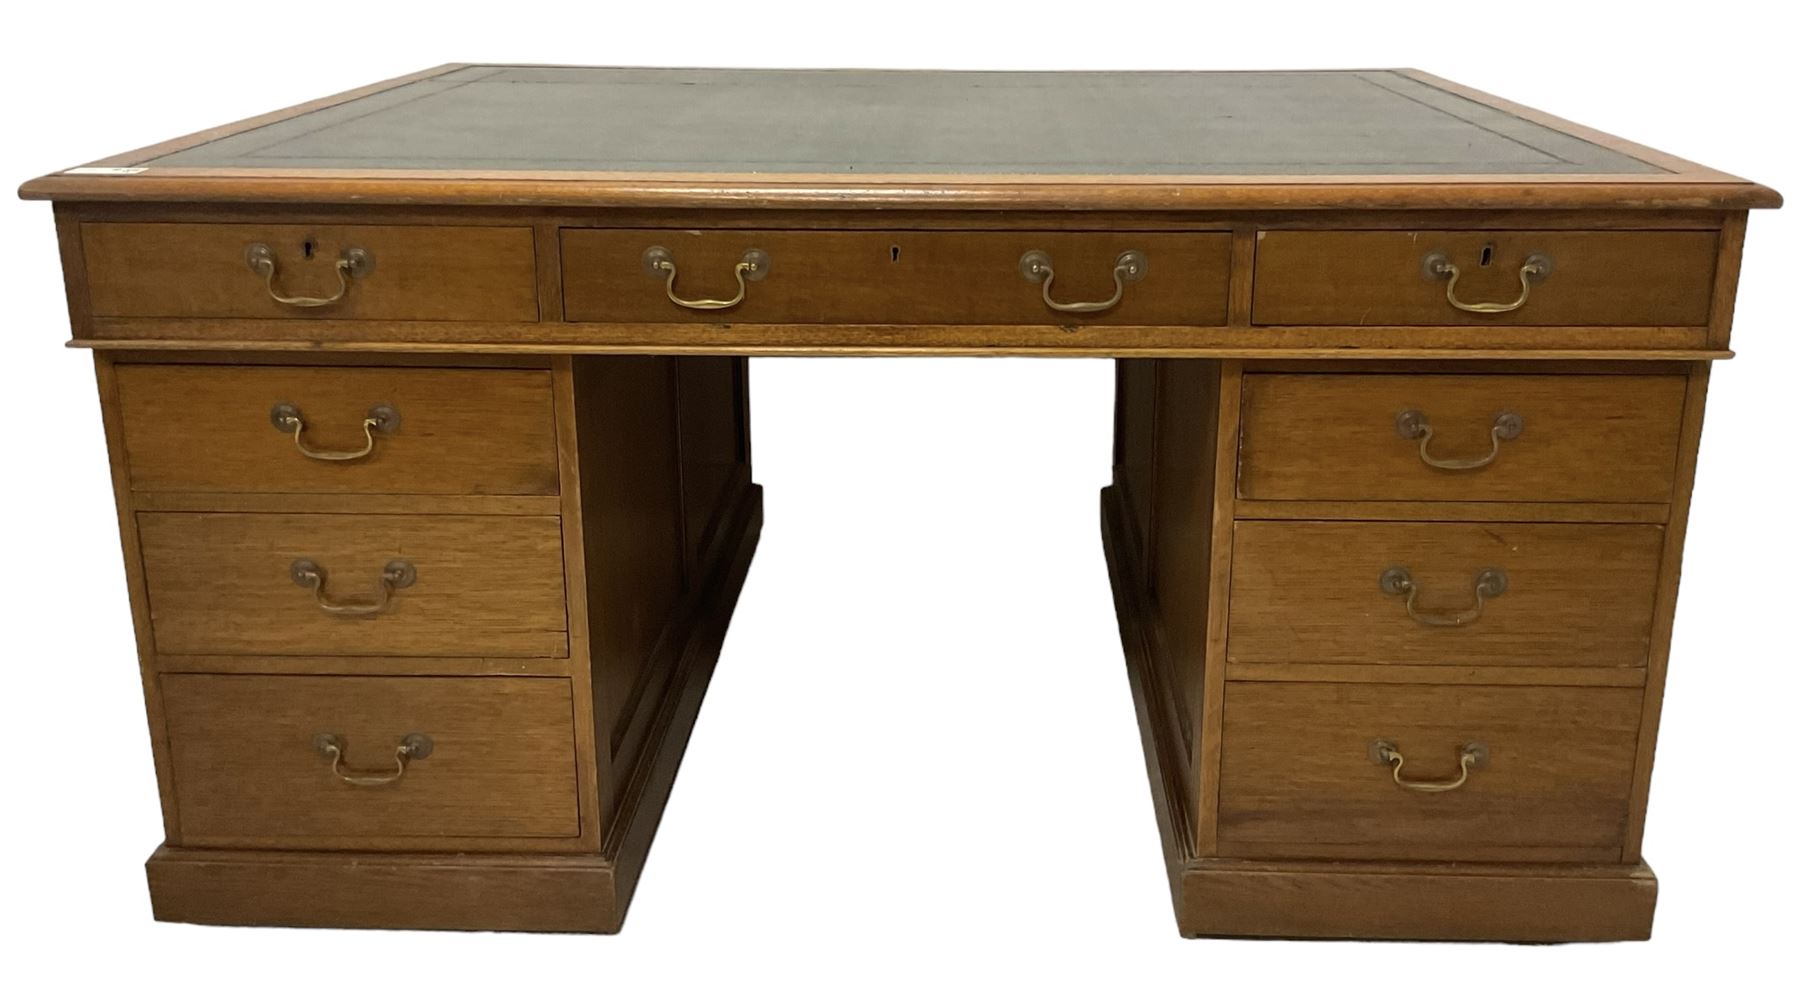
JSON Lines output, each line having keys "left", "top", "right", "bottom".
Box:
{"left": 563, "top": 230, "right": 1231, "bottom": 325}
{"left": 1217, "top": 682, "right": 1642, "bottom": 862}
{"left": 84, "top": 224, "right": 538, "bottom": 321}
{"left": 14, "top": 65, "right": 1782, "bottom": 941}
{"left": 161, "top": 674, "right": 579, "bottom": 844}
{"left": 1253, "top": 230, "right": 1717, "bottom": 326}
{"left": 1228, "top": 521, "right": 1663, "bottom": 668}
{"left": 1237, "top": 373, "right": 1687, "bottom": 502}
{"left": 115, "top": 364, "right": 560, "bottom": 495}
{"left": 138, "top": 512, "right": 568, "bottom": 658}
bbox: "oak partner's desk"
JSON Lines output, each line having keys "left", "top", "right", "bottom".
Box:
{"left": 20, "top": 66, "right": 1780, "bottom": 941}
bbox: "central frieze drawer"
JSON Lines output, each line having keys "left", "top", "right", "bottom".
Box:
{"left": 1238, "top": 372, "right": 1687, "bottom": 503}
{"left": 138, "top": 513, "right": 568, "bottom": 658}
{"left": 161, "top": 674, "right": 580, "bottom": 846}
{"left": 561, "top": 230, "right": 1232, "bottom": 324}
{"left": 1228, "top": 520, "right": 1663, "bottom": 668}
{"left": 82, "top": 223, "right": 540, "bottom": 321}
{"left": 1217, "top": 682, "right": 1641, "bottom": 863}
{"left": 1252, "top": 230, "right": 1717, "bottom": 326}
{"left": 115, "top": 364, "right": 561, "bottom": 496}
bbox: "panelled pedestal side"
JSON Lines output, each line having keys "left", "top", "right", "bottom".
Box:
{"left": 92, "top": 349, "right": 759, "bottom": 933}
{"left": 1105, "top": 216, "right": 1738, "bottom": 941}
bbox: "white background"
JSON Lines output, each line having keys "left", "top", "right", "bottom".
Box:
{"left": 1, "top": 2, "right": 1794, "bottom": 979}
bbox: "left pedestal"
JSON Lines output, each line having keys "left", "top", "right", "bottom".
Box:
{"left": 92, "top": 352, "right": 759, "bottom": 933}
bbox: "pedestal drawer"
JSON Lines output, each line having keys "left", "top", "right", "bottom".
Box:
{"left": 1217, "top": 682, "right": 1641, "bottom": 863}
{"left": 82, "top": 223, "right": 539, "bottom": 321}
{"left": 161, "top": 674, "right": 580, "bottom": 846}
{"left": 1228, "top": 520, "right": 1663, "bottom": 669}
{"left": 115, "top": 364, "right": 560, "bottom": 496}
{"left": 1238, "top": 372, "right": 1687, "bottom": 503}
{"left": 138, "top": 513, "right": 568, "bottom": 658}
{"left": 1252, "top": 230, "right": 1716, "bottom": 326}
{"left": 561, "top": 229, "right": 1232, "bottom": 325}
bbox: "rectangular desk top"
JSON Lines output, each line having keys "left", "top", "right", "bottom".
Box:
{"left": 18, "top": 65, "right": 1778, "bottom": 211}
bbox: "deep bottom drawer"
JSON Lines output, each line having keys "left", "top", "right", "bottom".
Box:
{"left": 161, "top": 674, "right": 580, "bottom": 847}
{"left": 1217, "top": 682, "right": 1641, "bottom": 863}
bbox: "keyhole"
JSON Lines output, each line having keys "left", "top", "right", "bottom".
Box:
{"left": 1479, "top": 244, "right": 1494, "bottom": 267}
{"left": 890, "top": 245, "right": 901, "bottom": 263}
{"left": 302, "top": 238, "right": 317, "bottom": 260}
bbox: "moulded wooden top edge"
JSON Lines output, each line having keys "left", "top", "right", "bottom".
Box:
{"left": 14, "top": 63, "right": 1781, "bottom": 210}
{"left": 15, "top": 171, "right": 1782, "bottom": 210}
{"left": 66, "top": 339, "right": 1736, "bottom": 361}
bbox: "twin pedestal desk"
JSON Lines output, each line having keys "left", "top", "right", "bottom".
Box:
{"left": 21, "top": 66, "right": 1779, "bottom": 941}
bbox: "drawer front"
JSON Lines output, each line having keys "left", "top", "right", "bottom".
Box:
{"left": 115, "top": 365, "right": 560, "bottom": 496}
{"left": 1252, "top": 230, "right": 1716, "bottom": 326}
{"left": 1218, "top": 682, "right": 1641, "bottom": 862}
{"left": 562, "top": 230, "right": 1232, "bottom": 325}
{"left": 83, "top": 223, "right": 539, "bottom": 321}
{"left": 1229, "top": 521, "right": 1663, "bottom": 668}
{"left": 1238, "top": 373, "right": 1686, "bottom": 503}
{"left": 161, "top": 674, "right": 579, "bottom": 845}
{"left": 138, "top": 513, "right": 568, "bottom": 658}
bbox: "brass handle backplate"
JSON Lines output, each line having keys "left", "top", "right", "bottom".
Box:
{"left": 1380, "top": 566, "right": 1508, "bottom": 627}
{"left": 642, "top": 245, "right": 769, "bottom": 310}
{"left": 1019, "top": 249, "right": 1148, "bottom": 314}
{"left": 1369, "top": 739, "right": 1489, "bottom": 793}
{"left": 245, "top": 243, "right": 374, "bottom": 308}
{"left": 313, "top": 732, "right": 433, "bottom": 787}
{"left": 1396, "top": 409, "right": 1523, "bottom": 471}
{"left": 270, "top": 402, "right": 399, "bottom": 461}
{"left": 1422, "top": 250, "right": 1551, "bottom": 314}
{"left": 291, "top": 558, "right": 416, "bottom": 616}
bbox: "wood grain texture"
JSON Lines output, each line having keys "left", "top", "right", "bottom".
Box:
{"left": 137, "top": 512, "right": 567, "bottom": 658}
{"left": 1707, "top": 212, "right": 1749, "bottom": 349}
{"left": 73, "top": 332, "right": 1731, "bottom": 360}
{"left": 676, "top": 357, "right": 752, "bottom": 570}
{"left": 1226, "top": 663, "right": 1646, "bottom": 687}
{"left": 1238, "top": 372, "right": 1687, "bottom": 502}
{"left": 569, "top": 357, "right": 686, "bottom": 824}
{"left": 1217, "top": 682, "right": 1642, "bottom": 862}
{"left": 1194, "top": 361, "right": 1244, "bottom": 855}
{"left": 1112, "top": 361, "right": 1159, "bottom": 586}
{"left": 1232, "top": 499, "right": 1668, "bottom": 523}
{"left": 22, "top": 62, "right": 1778, "bottom": 942}
{"left": 1624, "top": 363, "right": 1711, "bottom": 860}
{"left": 1150, "top": 361, "right": 1223, "bottom": 756}
{"left": 144, "top": 483, "right": 763, "bottom": 933}
{"left": 115, "top": 364, "right": 559, "bottom": 495}
{"left": 1178, "top": 859, "right": 1656, "bottom": 941}
{"left": 130, "top": 492, "right": 562, "bottom": 515}
{"left": 23, "top": 171, "right": 1780, "bottom": 211}
{"left": 159, "top": 674, "right": 579, "bottom": 845}
{"left": 147, "top": 848, "right": 622, "bottom": 933}
{"left": 82, "top": 223, "right": 537, "bottom": 321}
{"left": 601, "top": 480, "right": 763, "bottom": 916}
{"left": 1106, "top": 477, "right": 1658, "bottom": 941}
{"left": 563, "top": 230, "right": 1230, "bottom": 325}
{"left": 92, "top": 355, "right": 184, "bottom": 839}
{"left": 550, "top": 357, "right": 605, "bottom": 850}
{"left": 1101, "top": 483, "right": 1197, "bottom": 910}
{"left": 1228, "top": 520, "right": 1663, "bottom": 668}
{"left": 1253, "top": 230, "right": 1717, "bottom": 325}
